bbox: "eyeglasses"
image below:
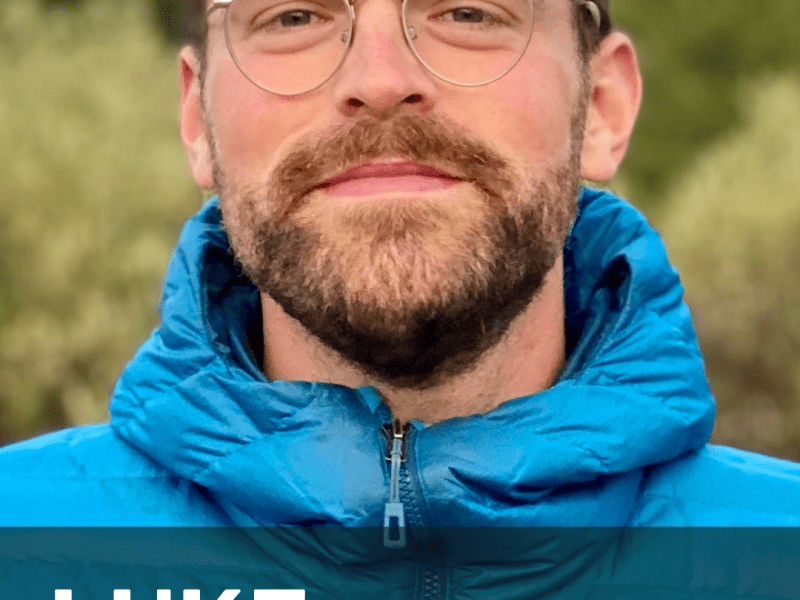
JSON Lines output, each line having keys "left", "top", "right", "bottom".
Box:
{"left": 207, "top": 0, "right": 602, "bottom": 96}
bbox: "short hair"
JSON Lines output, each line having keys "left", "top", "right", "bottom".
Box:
{"left": 184, "top": 0, "right": 206, "bottom": 52}
{"left": 184, "top": 0, "right": 613, "bottom": 67}
{"left": 577, "top": 0, "right": 613, "bottom": 59}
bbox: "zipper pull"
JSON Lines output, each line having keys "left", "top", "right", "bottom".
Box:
{"left": 383, "top": 419, "right": 408, "bottom": 549}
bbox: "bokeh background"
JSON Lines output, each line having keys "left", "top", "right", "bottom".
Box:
{"left": 1, "top": 0, "right": 799, "bottom": 460}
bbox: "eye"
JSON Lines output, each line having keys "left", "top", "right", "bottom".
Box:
{"left": 277, "top": 9, "right": 315, "bottom": 26}
{"left": 432, "top": 4, "right": 510, "bottom": 27}
{"left": 251, "top": 4, "right": 332, "bottom": 32}
{"left": 450, "top": 7, "right": 486, "bottom": 22}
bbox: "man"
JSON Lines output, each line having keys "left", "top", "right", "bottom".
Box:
{"left": 1, "top": 0, "right": 799, "bottom": 597}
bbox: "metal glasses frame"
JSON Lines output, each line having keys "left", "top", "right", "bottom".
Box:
{"left": 207, "top": 0, "right": 602, "bottom": 96}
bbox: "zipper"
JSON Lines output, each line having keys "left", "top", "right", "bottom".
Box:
{"left": 380, "top": 418, "right": 444, "bottom": 599}
{"left": 382, "top": 419, "right": 410, "bottom": 549}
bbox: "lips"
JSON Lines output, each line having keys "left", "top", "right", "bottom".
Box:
{"left": 316, "top": 161, "right": 463, "bottom": 197}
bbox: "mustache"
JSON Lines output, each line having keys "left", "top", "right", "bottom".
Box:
{"left": 267, "top": 115, "right": 516, "bottom": 222}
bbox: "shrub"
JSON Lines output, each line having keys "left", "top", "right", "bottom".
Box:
{"left": 0, "top": 0, "right": 202, "bottom": 443}
{"left": 658, "top": 75, "right": 800, "bottom": 460}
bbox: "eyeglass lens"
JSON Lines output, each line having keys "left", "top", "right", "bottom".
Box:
{"left": 224, "top": 0, "right": 534, "bottom": 95}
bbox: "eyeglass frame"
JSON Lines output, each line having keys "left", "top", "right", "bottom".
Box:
{"left": 206, "top": 0, "right": 603, "bottom": 96}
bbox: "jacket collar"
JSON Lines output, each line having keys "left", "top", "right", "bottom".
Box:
{"left": 110, "top": 187, "right": 715, "bottom": 528}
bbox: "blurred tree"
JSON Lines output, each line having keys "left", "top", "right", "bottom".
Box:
{"left": 148, "top": 0, "right": 204, "bottom": 46}
{"left": 658, "top": 74, "right": 800, "bottom": 460}
{"left": 41, "top": 0, "right": 84, "bottom": 8}
{"left": 613, "top": 1, "right": 800, "bottom": 206}
{"left": 0, "top": 0, "right": 202, "bottom": 445}
{"left": 153, "top": 0, "right": 189, "bottom": 44}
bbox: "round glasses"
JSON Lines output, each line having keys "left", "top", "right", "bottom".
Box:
{"left": 207, "top": 0, "right": 601, "bottom": 96}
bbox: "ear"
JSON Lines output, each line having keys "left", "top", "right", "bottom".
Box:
{"left": 180, "top": 46, "right": 214, "bottom": 190}
{"left": 580, "top": 32, "right": 643, "bottom": 182}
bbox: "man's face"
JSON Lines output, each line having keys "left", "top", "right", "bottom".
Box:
{"left": 193, "top": 0, "right": 590, "bottom": 388}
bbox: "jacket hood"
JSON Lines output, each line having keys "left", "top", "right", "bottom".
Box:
{"left": 110, "top": 188, "right": 715, "bottom": 530}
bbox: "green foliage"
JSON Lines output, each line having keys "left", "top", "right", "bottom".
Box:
{"left": 0, "top": 0, "right": 202, "bottom": 443}
{"left": 658, "top": 74, "right": 800, "bottom": 460}
{"left": 153, "top": 0, "right": 190, "bottom": 44}
{"left": 611, "top": 1, "right": 800, "bottom": 206}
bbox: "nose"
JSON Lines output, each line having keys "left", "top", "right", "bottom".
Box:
{"left": 333, "top": 0, "right": 437, "bottom": 118}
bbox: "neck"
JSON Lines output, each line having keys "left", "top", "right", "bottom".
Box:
{"left": 261, "top": 258, "right": 566, "bottom": 424}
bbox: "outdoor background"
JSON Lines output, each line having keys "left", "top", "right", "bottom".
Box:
{"left": 1, "top": 0, "right": 799, "bottom": 460}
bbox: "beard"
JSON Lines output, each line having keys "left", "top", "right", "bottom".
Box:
{"left": 215, "top": 112, "right": 583, "bottom": 390}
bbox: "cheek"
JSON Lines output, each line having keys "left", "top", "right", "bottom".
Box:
{"left": 209, "top": 61, "right": 323, "bottom": 179}
{"left": 456, "top": 41, "right": 578, "bottom": 170}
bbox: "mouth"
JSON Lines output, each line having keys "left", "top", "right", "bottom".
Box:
{"left": 316, "top": 161, "right": 463, "bottom": 197}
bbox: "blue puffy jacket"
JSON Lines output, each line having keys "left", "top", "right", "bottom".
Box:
{"left": 1, "top": 189, "right": 798, "bottom": 598}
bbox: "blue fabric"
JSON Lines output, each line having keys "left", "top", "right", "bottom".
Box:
{"left": 1, "top": 187, "right": 799, "bottom": 531}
